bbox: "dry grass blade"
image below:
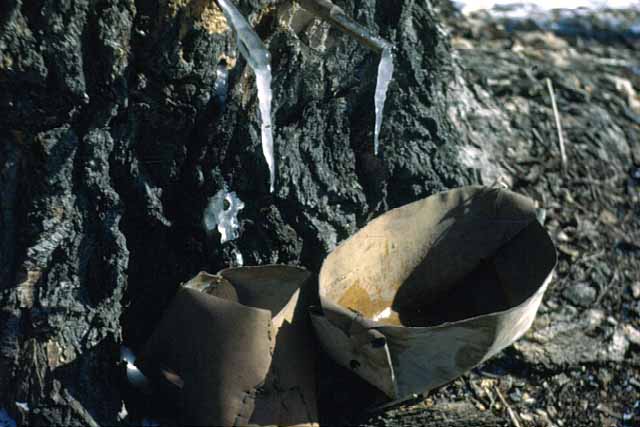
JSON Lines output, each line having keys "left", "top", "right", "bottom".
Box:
{"left": 494, "top": 386, "right": 522, "bottom": 427}
{"left": 546, "top": 77, "right": 568, "bottom": 174}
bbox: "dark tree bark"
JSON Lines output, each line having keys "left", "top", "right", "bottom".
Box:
{"left": 0, "top": 0, "right": 484, "bottom": 424}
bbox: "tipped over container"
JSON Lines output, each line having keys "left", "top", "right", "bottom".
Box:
{"left": 311, "top": 186, "right": 557, "bottom": 400}
{"left": 137, "top": 266, "right": 318, "bottom": 427}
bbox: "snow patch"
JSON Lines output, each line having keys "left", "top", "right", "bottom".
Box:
{"left": 453, "top": 0, "right": 640, "bottom": 38}
{"left": 454, "top": 0, "right": 640, "bottom": 14}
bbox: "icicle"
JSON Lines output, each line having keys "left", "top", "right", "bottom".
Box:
{"left": 374, "top": 47, "right": 394, "bottom": 155}
{"left": 255, "top": 69, "right": 275, "bottom": 193}
{"left": 217, "top": 0, "right": 275, "bottom": 192}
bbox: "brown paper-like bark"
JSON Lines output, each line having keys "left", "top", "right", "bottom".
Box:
{"left": 312, "top": 186, "right": 557, "bottom": 400}
{"left": 138, "top": 266, "right": 318, "bottom": 426}
{"left": 218, "top": 266, "right": 319, "bottom": 427}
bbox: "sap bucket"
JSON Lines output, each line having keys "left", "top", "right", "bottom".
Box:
{"left": 137, "top": 266, "right": 318, "bottom": 426}
{"left": 310, "top": 186, "right": 557, "bottom": 400}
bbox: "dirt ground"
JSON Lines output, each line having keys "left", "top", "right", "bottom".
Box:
{"left": 361, "top": 5, "right": 640, "bottom": 427}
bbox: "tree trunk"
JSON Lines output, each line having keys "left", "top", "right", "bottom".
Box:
{"left": 0, "top": 0, "right": 481, "bottom": 424}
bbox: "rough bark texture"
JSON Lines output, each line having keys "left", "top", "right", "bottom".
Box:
{"left": 0, "top": 0, "right": 477, "bottom": 424}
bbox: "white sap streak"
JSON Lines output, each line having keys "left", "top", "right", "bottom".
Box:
{"left": 374, "top": 47, "right": 394, "bottom": 155}
{"left": 117, "top": 402, "right": 128, "bottom": 421}
{"left": 454, "top": 0, "right": 640, "bottom": 13}
{"left": 203, "top": 189, "right": 245, "bottom": 244}
{"left": 217, "top": 0, "right": 275, "bottom": 192}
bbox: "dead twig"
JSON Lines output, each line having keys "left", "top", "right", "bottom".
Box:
{"left": 546, "top": 78, "right": 568, "bottom": 174}
{"left": 494, "top": 386, "right": 522, "bottom": 427}
{"left": 464, "top": 377, "right": 491, "bottom": 410}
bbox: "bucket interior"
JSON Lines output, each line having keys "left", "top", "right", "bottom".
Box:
{"left": 326, "top": 220, "right": 556, "bottom": 328}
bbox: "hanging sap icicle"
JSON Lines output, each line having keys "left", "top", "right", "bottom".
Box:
{"left": 255, "top": 69, "right": 275, "bottom": 193}
{"left": 297, "top": 0, "right": 394, "bottom": 155}
{"left": 373, "top": 47, "right": 394, "bottom": 156}
{"left": 217, "top": 0, "right": 276, "bottom": 193}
